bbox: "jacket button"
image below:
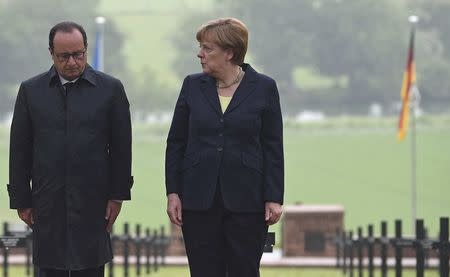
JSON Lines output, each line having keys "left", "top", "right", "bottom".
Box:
{"left": 217, "top": 147, "right": 223, "bottom": 152}
{"left": 220, "top": 118, "right": 224, "bottom": 123}
{"left": 219, "top": 133, "right": 223, "bottom": 137}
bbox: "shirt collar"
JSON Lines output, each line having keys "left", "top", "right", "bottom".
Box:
{"left": 59, "top": 75, "right": 79, "bottom": 85}
{"left": 48, "top": 64, "right": 97, "bottom": 86}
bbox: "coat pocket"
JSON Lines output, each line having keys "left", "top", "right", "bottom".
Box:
{"left": 242, "top": 152, "right": 263, "bottom": 174}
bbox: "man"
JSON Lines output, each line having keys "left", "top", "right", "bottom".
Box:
{"left": 7, "top": 21, "right": 133, "bottom": 277}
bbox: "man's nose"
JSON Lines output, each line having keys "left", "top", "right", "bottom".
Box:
{"left": 67, "top": 55, "right": 77, "bottom": 64}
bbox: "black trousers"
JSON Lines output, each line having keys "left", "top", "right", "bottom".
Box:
{"left": 38, "top": 265, "right": 104, "bottom": 277}
{"left": 182, "top": 189, "right": 268, "bottom": 277}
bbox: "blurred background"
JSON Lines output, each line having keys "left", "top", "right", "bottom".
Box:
{"left": 0, "top": 0, "right": 449, "bottom": 261}
{"left": 1, "top": 0, "right": 450, "bottom": 117}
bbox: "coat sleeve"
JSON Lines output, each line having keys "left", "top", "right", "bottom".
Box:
{"left": 261, "top": 79, "right": 284, "bottom": 204}
{"left": 8, "top": 84, "right": 33, "bottom": 209}
{"left": 109, "top": 80, "right": 133, "bottom": 200}
{"left": 165, "top": 76, "right": 190, "bottom": 195}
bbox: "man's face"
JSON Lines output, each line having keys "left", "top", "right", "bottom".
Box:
{"left": 50, "top": 29, "right": 87, "bottom": 81}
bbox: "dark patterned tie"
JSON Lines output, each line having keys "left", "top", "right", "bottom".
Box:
{"left": 63, "top": 82, "right": 75, "bottom": 95}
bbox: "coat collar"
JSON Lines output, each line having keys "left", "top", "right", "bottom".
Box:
{"left": 48, "top": 64, "right": 97, "bottom": 87}
{"left": 199, "top": 63, "right": 259, "bottom": 115}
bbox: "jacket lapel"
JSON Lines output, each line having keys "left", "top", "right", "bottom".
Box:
{"left": 200, "top": 74, "right": 222, "bottom": 115}
{"left": 225, "top": 64, "right": 259, "bottom": 114}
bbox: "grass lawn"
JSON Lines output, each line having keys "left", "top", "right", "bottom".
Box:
{"left": 1, "top": 117, "right": 449, "bottom": 238}
{"left": 120, "top": 119, "right": 449, "bottom": 238}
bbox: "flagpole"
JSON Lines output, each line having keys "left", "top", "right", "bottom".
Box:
{"left": 408, "top": 15, "right": 419, "bottom": 234}
{"left": 411, "top": 85, "right": 417, "bottom": 234}
{"left": 94, "top": 16, "right": 106, "bottom": 72}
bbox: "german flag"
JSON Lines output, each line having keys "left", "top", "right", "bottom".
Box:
{"left": 397, "top": 27, "right": 417, "bottom": 141}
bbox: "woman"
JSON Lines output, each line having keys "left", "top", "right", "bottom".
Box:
{"left": 165, "top": 18, "right": 284, "bottom": 277}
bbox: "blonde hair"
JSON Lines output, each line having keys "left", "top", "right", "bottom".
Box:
{"left": 196, "top": 18, "right": 248, "bottom": 65}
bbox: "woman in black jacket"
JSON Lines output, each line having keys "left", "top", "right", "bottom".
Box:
{"left": 165, "top": 18, "right": 284, "bottom": 277}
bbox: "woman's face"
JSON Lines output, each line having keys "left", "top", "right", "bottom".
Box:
{"left": 197, "top": 37, "right": 231, "bottom": 76}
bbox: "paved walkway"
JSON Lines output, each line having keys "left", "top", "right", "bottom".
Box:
{"left": 0, "top": 249, "right": 440, "bottom": 268}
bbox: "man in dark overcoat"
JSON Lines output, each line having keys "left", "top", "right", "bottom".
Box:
{"left": 7, "top": 21, "right": 133, "bottom": 277}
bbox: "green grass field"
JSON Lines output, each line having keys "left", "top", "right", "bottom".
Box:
{"left": 0, "top": 265, "right": 441, "bottom": 277}
{"left": 1, "top": 116, "right": 449, "bottom": 238}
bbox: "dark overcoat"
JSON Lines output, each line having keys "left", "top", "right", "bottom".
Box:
{"left": 165, "top": 63, "right": 284, "bottom": 212}
{"left": 7, "top": 65, "right": 133, "bottom": 270}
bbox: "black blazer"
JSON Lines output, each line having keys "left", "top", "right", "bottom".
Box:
{"left": 165, "top": 64, "right": 283, "bottom": 212}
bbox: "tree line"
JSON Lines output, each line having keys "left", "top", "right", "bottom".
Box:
{"left": 1, "top": 0, "right": 450, "bottom": 118}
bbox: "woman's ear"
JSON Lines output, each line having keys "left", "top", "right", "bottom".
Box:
{"left": 225, "top": 48, "right": 234, "bottom": 62}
